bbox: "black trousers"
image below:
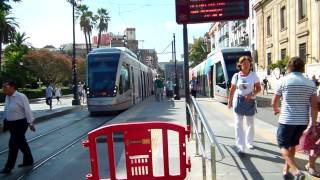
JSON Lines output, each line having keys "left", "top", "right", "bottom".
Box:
{"left": 5, "top": 119, "right": 33, "bottom": 169}
{"left": 191, "top": 90, "right": 197, "bottom": 98}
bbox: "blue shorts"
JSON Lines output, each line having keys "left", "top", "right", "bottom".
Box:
{"left": 277, "top": 123, "right": 307, "bottom": 149}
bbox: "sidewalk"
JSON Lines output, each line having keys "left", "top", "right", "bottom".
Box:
{"left": 0, "top": 95, "right": 82, "bottom": 129}
{"left": 106, "top": 97, "right": 318, "bottom": 180}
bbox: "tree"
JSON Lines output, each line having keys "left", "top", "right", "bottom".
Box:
{"left": 188, "top": 37, "right": 208, "bottom": 67}
{"left": 76, "top": 4, "right": 95, "bottom": 53}
{"left": 1, "top": 32, "right": 32, "bottom": 87}
{"left": 0, "top": 0, "right": 22, "bottom": 12}
{"left": 268, "top": 56, "right": 289, "bottom": 79}
{"left": 0, "top": 10, "right": 18, "bottom": 68}
{"left": 96, "top": 8, "right": 110, "bottom": 48}
{"left": 22, "top": 50, "right": 73, "bottom": 85}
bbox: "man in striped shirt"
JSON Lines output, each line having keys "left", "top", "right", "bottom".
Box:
{"left": 272, "top": 57, "right": 318, "bottom": 180}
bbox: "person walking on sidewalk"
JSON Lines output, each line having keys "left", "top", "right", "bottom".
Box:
{"left": 45, "top": 84, "right": 53, "bottom": 110}
{"left": 1, "top": 81, "right": 35, "bottom": 174}
{"left": 190, "top": 76, "right": 197, "bottom": 98}
{"left": 272, "top": 57, "right": 318, "bottom": 180}
{"left": 154, "top": 76, "right": 164, "bottom": 101}
{"left": 262, "top": 77, "right": 269, "bottom": 95}
{"left": 228, "top": 56, "right": 261, "bottom": 155}
{"left": 55, "top": 86, "right": 62, "bottom": 105}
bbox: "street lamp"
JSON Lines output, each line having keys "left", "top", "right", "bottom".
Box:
{"left": 173, "top": 33, "right": 180, "bottom": 100}
{"left": 71, "top": 0, "right": 81, "bottom": 105}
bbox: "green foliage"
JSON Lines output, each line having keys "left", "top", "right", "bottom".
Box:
{"left": 268, "top": 56, "right": 289, "bottom": 76}
{"left": 188, "top": 37, "right": 208, "bottom": 67}
{"left": 0, "top": 87, "right": 72, "bottom": 103}
{"left": 1, "top": 32, "right": 34, "bottom": 87}
{"left": 96, "top": 8, "right": 110, "bottom": 48}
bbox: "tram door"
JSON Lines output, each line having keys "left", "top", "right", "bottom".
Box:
{"left": 131, "top": 66, "right": 135, "bottom": 104}
{"left": 209, "top": 66, "right": 214, "bottom": 97}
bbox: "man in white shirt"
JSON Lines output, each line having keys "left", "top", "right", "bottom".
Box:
{"left": 1, "top": 81, "right": 35, "bottom": 174}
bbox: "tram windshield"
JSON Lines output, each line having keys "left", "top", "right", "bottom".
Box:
{"left": 87, "top": 53, "right": 120, "bottom": 97}
{"left": 223, "top": 51, "right": 252, "bottom": 82}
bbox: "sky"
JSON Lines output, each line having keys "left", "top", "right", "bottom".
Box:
{"left": 9, "top": 0, "right": 211, "bottom": 62}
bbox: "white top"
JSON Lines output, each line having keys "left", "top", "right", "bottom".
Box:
{"left": 275, "top": 72, "right": 317, "bottom": 125}
{"left": 231, "top": 71, "right": 260, "bottom": 96}
{"left": 166, "top": 81, "right": 174, "bottom": 91}
{"left": 55, "top": 88, "right": 62, "bottom": 97}
{"left": 4, "top": 91, "right": 34, "bottom": 123}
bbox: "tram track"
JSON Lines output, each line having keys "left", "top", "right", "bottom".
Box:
{"left": 0, "top": 114, "right": 89, "bottom": 155}
{"left": 15, "top": 115, "right": 115, "bottom": 180}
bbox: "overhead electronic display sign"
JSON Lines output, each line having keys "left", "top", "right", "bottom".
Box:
{"left": 176, "top": 0, "right": 249, "bottom": 24}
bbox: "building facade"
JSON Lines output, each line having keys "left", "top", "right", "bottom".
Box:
{"left": 138, "top": 49, "right": 159, "bottom": 70}
{"left": 254, "top": 0, "right": 320, "bottom": 78}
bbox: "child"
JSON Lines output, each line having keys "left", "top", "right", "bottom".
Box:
{"left": 297, "top": 89, "right": 320, "bottom": 177}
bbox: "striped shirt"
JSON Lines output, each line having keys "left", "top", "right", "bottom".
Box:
{"left": 275, "top": 72, "right": 317, "bottom": 125}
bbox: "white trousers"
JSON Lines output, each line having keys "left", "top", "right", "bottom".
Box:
{"left": 234, "top": 113, "right": 254, "bottom": 151}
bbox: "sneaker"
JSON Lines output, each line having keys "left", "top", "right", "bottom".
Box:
{"left": 246, "top": 144, "right": 254, "bottom": 149}
{"left": 294, "top": 172, "right": 305, "bottom": 180}
{"left": 282, "top": 172, "right": 293, "bottom": 180}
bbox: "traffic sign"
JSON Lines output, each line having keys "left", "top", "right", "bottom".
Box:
{"left": 176, "top": 0, "right": 249, "bottom": 24}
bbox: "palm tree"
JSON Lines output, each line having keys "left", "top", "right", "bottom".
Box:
{"left": 0, "top": 10, "right": 18, "bottom": 69}
{"left": 0, "top": 0, "right": 22, "bottom": 12}
{"left": 76, "top": 4, "right": 91, "bottom": 53}
{"left": 96, "top": 8, "right": 110, "bottom": 48}
{"left": 85, "top": 10, "right": 95, "bottom": 52}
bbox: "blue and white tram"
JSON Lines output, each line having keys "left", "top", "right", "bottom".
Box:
{"left": 86, "top": 47, "right": 155, "bottom": 113}
{"left": 191, "top": 47, "right": 252, "bottom": 103}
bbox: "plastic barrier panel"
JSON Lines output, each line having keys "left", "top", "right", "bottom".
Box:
{"left": 83, "top": 121, "right": 191, "bottom": 180}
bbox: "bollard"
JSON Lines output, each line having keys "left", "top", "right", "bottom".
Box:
{"left": 201, "top": 123, "right": 206, "bottom": 179}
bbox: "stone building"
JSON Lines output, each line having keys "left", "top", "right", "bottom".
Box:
{"left": 254, "top": 0, "right": 320, "bottom": 78}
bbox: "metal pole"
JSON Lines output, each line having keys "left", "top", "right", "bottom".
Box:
{"left": 201, "top": 123, "right": 206, "bottom": 179}
{"left": 72, "top": 0, "right": 80, "bottom": 105}
{"left": 174, "top": 33, "right": 180, "bottom": 100}
{"left": 211, "top": 145, "right": 216, "bottom": 180}
{"left": 183, "top": 24, "right": 191, "bottom": 126}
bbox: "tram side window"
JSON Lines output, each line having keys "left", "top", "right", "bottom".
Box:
{"left": 119, "top": 65, "right": 130, "bottom": 94}
{"left": 216, "top": 62, "right": 226, "bottom": 88}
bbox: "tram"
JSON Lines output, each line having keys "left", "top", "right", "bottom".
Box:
{"left": 86, "top": 47, "right": 156, "bottom": 114}
{"left": 191, "top": 47, "right": 252, "bottom": 103}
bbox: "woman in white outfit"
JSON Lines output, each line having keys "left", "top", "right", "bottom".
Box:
{"left": 55, "top": 86, "right": 62, "bottom": 105}
{"left": 228, "top": 56, "right": 261, "bottom": 155}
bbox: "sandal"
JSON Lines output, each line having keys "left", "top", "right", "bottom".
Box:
{"left": 305, "top": 164, "right": 320, "bottom": 178}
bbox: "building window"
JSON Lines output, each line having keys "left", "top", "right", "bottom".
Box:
{"left": 298, "top": 0, "right": 307, "bottom": 20}
{"left": 281, "top": 48, "right": 286, "bottom": 60}
{"left": 267, "top": 53, "right": 272, "bottom": 75}
{"left": 267, "top": 16, "right": 271, "bottom": 36}
{"left": 280, "top": 6, "right": 286, "bottom": 29}
{"left": 299, "top": 43, "right": 307, "bottom": 62}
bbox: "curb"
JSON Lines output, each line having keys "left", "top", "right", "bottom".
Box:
{"left": 0, "top": 105, "right": 84, "bottom": 132}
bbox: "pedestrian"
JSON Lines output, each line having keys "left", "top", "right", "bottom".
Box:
{"left": 166, "top": 78, "right": 174, "bottom": 100}
{"left": 1, "top": 81, "right": 35, "bottom": 174}
{"left": 272, "top": 57, "right": 318, "bottom": 180}
{"left": 55, "top": 86, "right": 62, "bottom": 105}
{"left": 228, "top": 56, "right": 261, "bottom": 155}
{"left": 78, "top": 82, "right": 83, "bottom": 104}
{"left": 190, "top": 76, "right": 197, "bottom": 98}
{"left": 154, "top": 76, "right": 164, "bottom": 101}
{"left": 45, "top": 84, "right": 53, "bottom": 110}
{"left": 262, "top": 77, "right": 269, "bottom": 95}
{"left": 312, "top": 75, "right": 319, "bottom": 88}
{"left": 296, "top": 88, "right": 320, "bottom": 178}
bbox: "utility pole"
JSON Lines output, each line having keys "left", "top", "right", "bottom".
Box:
{"left": 173, "top": 33, "right": 180, "bottom": 100}
{"left": 72, "top": 0, "right": 80, "bottom": 105}
{"left": 183, "top": 24, "right": 190, "bottom": 126}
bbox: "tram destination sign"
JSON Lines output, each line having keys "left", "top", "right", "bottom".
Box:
{"left": 175, "top": 0, "right": 249, "bottom": 24}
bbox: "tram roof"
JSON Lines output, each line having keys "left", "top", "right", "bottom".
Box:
{"left": 207, "top": 47, "right": 251, "bottom": 58}
{"left": 90, "top": 47, "right": 138, "bottom": 59}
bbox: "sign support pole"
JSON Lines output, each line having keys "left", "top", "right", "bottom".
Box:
{"left": 183, "top": 24, "right": 191, "bottom": 126}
